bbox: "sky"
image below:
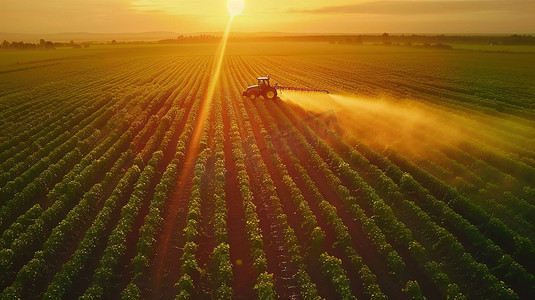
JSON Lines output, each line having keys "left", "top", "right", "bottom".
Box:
{"left": 1, "top": 0, "right": 534, "bottom": 34}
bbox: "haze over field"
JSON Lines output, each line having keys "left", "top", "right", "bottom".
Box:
{"left": 1, "top": 0, "right": 535, "bottom": 34}
{"left": 281, "top": 90, "right": 534, "bottom": 162}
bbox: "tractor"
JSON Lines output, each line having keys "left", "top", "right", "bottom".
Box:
{"left": 242, "top": 75, "right": 278, "bottom": 100}
{"left": 242, "top": 75, "right": 329, "bottom": 100}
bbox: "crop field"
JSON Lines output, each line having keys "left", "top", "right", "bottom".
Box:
{"left": 1, "top": 42, "right": 535, "bottom": 299}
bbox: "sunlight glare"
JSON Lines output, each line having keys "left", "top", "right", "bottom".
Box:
{"left": 227, "top": 0, "right": 245, "bottom": 16}
{"left": 192, "top": 15, "right": 234, "bottom": 151}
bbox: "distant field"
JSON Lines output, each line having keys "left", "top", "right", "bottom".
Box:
{"left": 449, "top": 44, "right": 535, "bottom": 53}
{"left": 1, "top": 42, "right": 534, "bottom": 299}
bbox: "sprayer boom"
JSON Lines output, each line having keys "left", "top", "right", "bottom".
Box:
{"left": 242, "top": 75, "right": 329, "bottom": 100}
{"left": 274, "top": 85, "right": 329, "bottom": 94}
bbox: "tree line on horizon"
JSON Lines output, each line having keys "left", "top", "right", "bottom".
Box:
{"left": 2, "top": 34, "right": 534, "bottom": 50}
{"left": 0, "top": 39, "right": 89, "bottom": 50}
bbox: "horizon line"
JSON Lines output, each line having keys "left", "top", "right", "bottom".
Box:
{"left": 1, "top": 31, "right": 534, "bottom": 36}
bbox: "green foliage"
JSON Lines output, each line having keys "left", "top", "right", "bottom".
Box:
{"left": 1, "top": 43, "right": 534, "bottom": 300}
{"left": 121, "top": 283, "right": 142, "bottom": 300}
{"left": 254, "top": 272, "right": 277, "bottom": 300}
{"left": 403, "top": 280, "right": 425, "bottom": 300}
{"left": 319, "top": 253, "right": 355, "bottom": 299}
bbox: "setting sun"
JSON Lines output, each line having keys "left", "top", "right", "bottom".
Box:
{"left": 227, "top": 0, "right": 245, "bottom": 16}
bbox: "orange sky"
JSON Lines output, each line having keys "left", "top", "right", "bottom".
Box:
{"left": 1, "top": 0, "right": 534, "bottom": 34}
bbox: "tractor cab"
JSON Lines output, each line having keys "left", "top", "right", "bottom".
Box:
{"left": 258, "top": 77, "right": 270, "bottom": 86}
{"left": 242, "top": 75, "right": 278, "bottom": 100}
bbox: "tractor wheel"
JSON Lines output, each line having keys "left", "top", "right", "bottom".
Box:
{"left": 264, "top": 88, "right": 277, "bottom": 100}
{"left": 249, "top": 91, "right": 259, "bottom": 100}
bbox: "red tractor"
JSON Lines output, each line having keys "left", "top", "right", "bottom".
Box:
{"left": 242, "top": 76, "right": 278, "bottom": 100}
{"left": 242, "top": 75, "right": 329, "bottom": 100}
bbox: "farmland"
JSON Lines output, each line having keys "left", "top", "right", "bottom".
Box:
{"left": 1, "top": 42, "right": 535, "bottom": 299}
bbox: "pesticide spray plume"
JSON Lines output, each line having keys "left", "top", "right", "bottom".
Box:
{"left": 279, "top": 90, "right": 526, "bottom": 161}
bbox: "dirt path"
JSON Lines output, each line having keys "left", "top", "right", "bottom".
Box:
{"left": 149, "top": 72, "right": 214, "bottom": 299}
{"left": 113, "top": 58, "right": 207, "bottom": 299}
{"left": 221, "top": 97, "right": 257, "bottom": 299}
